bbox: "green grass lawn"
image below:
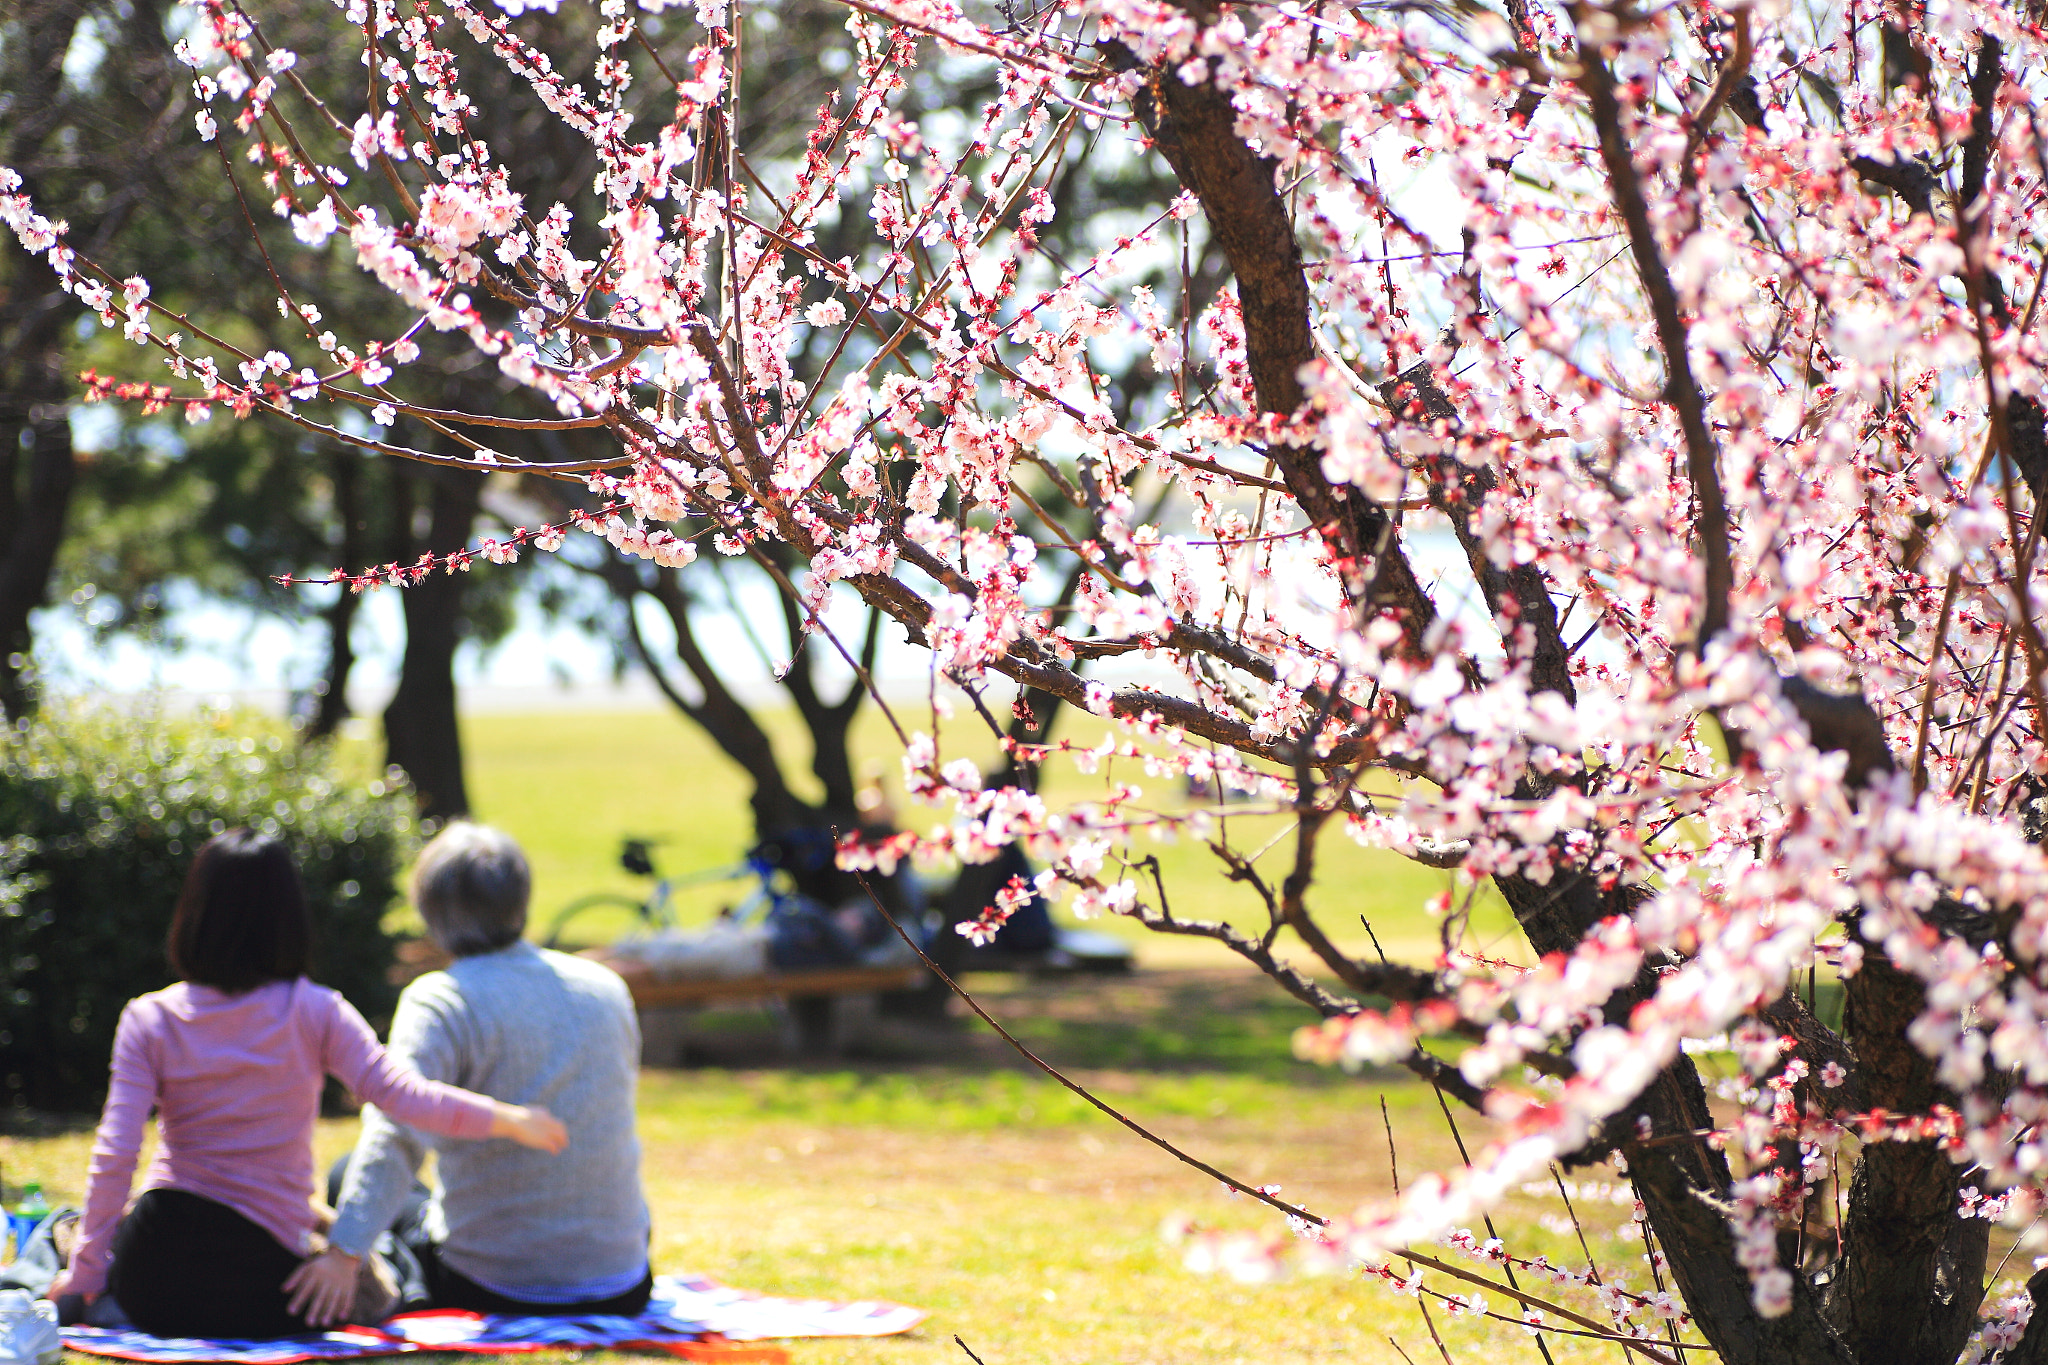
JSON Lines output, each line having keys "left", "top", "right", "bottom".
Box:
{"left": 7, "top": 704, "right": 1692, "bottom": 1363}
{"left": 8, "top": 978, "right": 1677, "bottom": 1365}
{"left": 452, "top": 705, "right": 1519, "bottom": 968}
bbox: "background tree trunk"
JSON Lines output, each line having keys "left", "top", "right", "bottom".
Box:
{"left": 930, "top": 683, "right": 1065, "bottom": 966}
{"left": 307, "top": 449, "right": 363, "bottom": 740}
{"left": 0, "top": 0, "right": 89, "bottom": 718}
{"left": 0, "top": 284, "right": 77, "bottom": 720}
{"left": 382, "top": 461, "right": 481, "bottom": 821}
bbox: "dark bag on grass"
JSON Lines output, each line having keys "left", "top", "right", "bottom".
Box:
{"left": 763, "top": 895, "right": 861, "bottom": 969}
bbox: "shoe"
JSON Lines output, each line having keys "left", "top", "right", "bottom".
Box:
{"left": 0, "top": 1289, "right": 61, "bottom": 1365}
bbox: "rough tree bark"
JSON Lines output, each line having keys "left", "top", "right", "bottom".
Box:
{"left": 1822, "top": 947, "right": 1988, "bottom": 1365}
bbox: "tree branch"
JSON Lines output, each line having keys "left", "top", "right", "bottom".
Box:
{"left": 1113, "top": 31, "right": 1442, "bottom": 647}
{"left": 1574, "top": 28, "right": 1730, "bottom": 649}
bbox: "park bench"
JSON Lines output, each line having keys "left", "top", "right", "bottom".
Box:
{"left": 585, "top": 952, "right": 926, "bottom": 1062}
{"left": 393, "top": 939, "right": 922, "bottom": 1060}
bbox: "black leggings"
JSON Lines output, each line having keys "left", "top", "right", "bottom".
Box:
{"left": 107, "top": 1189, "right": 314, "bottom": 1339}
{"left": 416, "top": 1241, "right": 653, "bottom": 1317}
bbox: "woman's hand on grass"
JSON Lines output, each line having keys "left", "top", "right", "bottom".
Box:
{"left": 283, "top": 1247, "right": 361, "bottom": 1327}
{"left": 491, "top": 1102, "right": 569, "bottom": 1153}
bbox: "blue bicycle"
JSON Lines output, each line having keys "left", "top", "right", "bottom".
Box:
{"left": 543, "top": 836, "right": 911, "bottom": 969}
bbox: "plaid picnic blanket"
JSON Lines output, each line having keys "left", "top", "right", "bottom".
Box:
{"left": 59, "top": 1274, "right": 925, "bottom": 1363}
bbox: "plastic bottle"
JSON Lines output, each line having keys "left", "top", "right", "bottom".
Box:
{"left": 6, "top": 1184, "right": 47, "bottom": 1261}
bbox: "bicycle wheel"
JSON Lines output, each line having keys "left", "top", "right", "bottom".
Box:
{"left": 542, "top": 892, "right": 648, "bottom": 950}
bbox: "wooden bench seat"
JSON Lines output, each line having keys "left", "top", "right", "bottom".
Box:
{"left": 583, "top": 951, "right": 926, "bottom": 1060}
{"left": 608, "top": 962, "right": 925, "bottom": 1009}
{"left": 392, "top": 939, "right": 923, "bottom": 1060}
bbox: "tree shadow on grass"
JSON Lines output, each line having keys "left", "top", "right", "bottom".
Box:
{"left": 0, "top": 1108, "right": 96, "bottom": 1138}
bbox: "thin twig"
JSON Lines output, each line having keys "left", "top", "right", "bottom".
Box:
{"left": 1910, "top": 572, "right": 1962, "bottom": 796}
{"left": 1416, "top": 1295, "right": 1458, "bottom": 1364}
{"left": 849, "top": 872, "right": 1325, "bottom": 1227}
{"left": 854, "top": 878, "right": 1680, "bottom": 1360}
{"left": 1432, "top": 1086, "right": 1557, "bottom": 1365}
{"left": 1382, "top": 1095, "right": 1403, "bottom": 1195}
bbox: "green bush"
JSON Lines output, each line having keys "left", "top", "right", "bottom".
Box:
{"left": 0, "top": 703, "right": 418, "bottom": 1113}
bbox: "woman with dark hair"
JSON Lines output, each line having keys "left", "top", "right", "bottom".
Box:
{"left": 44, "top": 830, "right": 569, "bottom": 1339}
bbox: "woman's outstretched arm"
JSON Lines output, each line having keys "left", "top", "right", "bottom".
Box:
{"left": 319, "top": 986, "right": 566, "bottom": 1152}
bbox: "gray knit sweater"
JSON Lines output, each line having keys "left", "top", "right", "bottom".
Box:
{"left": 328, "top": 942, "right": 650, "bottom": 1301}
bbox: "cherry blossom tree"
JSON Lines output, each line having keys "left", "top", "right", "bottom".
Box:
{"left": 17, "top": 0, "right": 2048, "bottom": 1357}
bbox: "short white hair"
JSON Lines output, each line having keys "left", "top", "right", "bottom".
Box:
{"left": 413, "top": 822, "right": 529, "bottom": 957}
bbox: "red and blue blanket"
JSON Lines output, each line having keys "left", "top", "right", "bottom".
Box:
{"left": 59, "top": 1274, "right": 925, "bottom": 1363}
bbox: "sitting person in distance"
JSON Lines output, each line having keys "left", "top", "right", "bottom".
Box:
{"left": 286, "top": 822, "right": 652, "bottom": 1325}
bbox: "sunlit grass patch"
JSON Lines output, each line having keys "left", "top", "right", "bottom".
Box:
{"left": 7, "top": 707, "right": 1697, "bottom": 1363}
{"left": 16, "top": 1052, "right": 1682, "bottom": 1365}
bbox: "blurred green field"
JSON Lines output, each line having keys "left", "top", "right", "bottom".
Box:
{"left": 12, "top": 976, "right": 1683, "bottom": 1365}
{"left": 10, "top": 700, "right": 1709, "bottom": 1364}
{"left": 449, "top": 705, "right": 1520, "bottom": 967}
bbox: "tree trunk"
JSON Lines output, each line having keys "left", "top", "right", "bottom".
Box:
{"left": 1822, "top": 943, "right": 1988, "bottom": 1365}
{"left": 382, "top": 463, "right": 479, "bottom": 821}
{"left": 615, "top": 564, "right": 909, "bottom": 908}
{"left": 1122, "top": 15, "right": 1870, "bottom": 1359}
{"left": 307, "top": 450, "right": 363, "bottom": 740}
{"left": 771, "top": 570, "right": 871, "bottom": 820}
{"left": 0, "top": 249, "right": 78, "bottom": 720}
{"left": 636, "top": 569, "right": 854, "bottom": 904}
{"left": 628, "top": 563, "right": 810, "bottom": 837}
{"left": 0, "top": 0, "right": 88, "bottom": 720}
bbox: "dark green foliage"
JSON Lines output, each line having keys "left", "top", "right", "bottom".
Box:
{"left": 0, "top": 705, "right": 416, "bottom": 1113}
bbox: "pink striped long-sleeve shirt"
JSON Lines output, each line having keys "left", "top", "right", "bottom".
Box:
{"left": 68, "top": 978, "right": 499, "bottom": 1299}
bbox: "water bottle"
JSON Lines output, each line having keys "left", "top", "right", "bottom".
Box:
{"left": 6, "top": 1184, "right": 47, "bottom": 1260}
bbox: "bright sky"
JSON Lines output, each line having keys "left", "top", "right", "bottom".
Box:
{"left": 35, "top": 520, "right": 1491, "bottom": 716}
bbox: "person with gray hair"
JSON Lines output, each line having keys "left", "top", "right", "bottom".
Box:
{"left": 283, "top": 823, "right": 652, "bottom": 1324}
